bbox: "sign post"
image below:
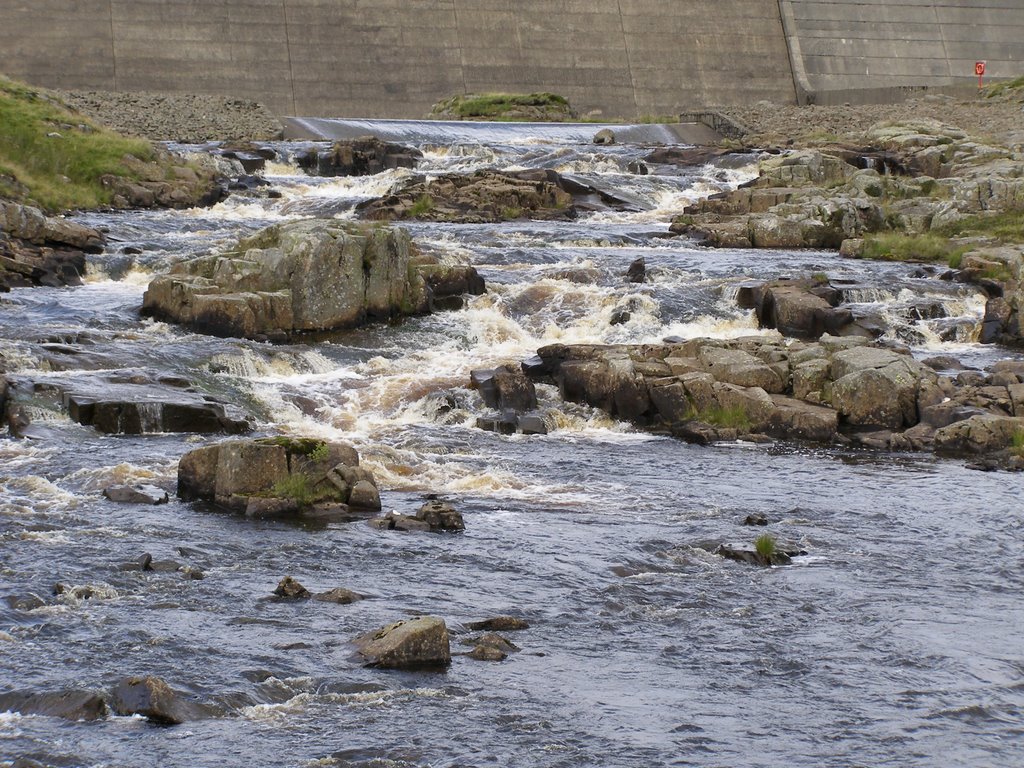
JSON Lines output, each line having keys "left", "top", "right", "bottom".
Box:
{"left": 976, "top": 60, "right": 986, "bottom": 89}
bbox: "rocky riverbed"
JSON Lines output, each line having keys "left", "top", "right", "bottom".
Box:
{"left": 2, "top": 106, "right": 1024, "bottom": 767}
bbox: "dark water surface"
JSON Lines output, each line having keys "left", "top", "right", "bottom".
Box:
{"left": 1, "top": 123, "right": 1022, "bottom": 768}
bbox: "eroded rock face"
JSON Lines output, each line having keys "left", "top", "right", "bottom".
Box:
{"left": 177, "top": 437, "right": 380, "bottom": 517}
{"left": 142, "top": 220, "right": 434, "bottom": 340}
{"left": 354, "top": 616, "right": 451, "bottom": 670}
{"left": 0, "top": 201, "right": 104, "bottom": 290}
{"left": 370, "top": 499, "right": 465, "bottom": 533}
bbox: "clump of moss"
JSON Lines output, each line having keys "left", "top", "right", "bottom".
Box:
{"left": 0, "top": 75, "right": 156, "bottom": 211}
{"left": 1012, "top": 430, "right": 1024, "bottom": 458}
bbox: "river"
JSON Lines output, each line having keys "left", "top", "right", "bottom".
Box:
{"left": 1, "top": 122, "right": 1022, "bottom": 768}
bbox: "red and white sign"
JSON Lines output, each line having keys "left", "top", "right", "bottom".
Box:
{"left": 975, "top": 61, "right": 986, "bottom": 76}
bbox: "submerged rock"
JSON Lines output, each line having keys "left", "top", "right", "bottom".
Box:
{"left": 110, "top": 676, "right": 216, "bottom": 724}
{"left": 354, "top": 616, "right": 451, "bottom": 670}
{"left": 103, "top": 484, "right": 169, "bottom": 504}
{"left": 273, "top": 576, "right": 311, "bottom": 599}
{"left": 314, "top": 587, "right": 365, "bottom": 605}
{"left": 0, "top": 689, "right": 108, "bottom": 721}
{"left": 465, "top": 616, "right": 530, "bottom": 632}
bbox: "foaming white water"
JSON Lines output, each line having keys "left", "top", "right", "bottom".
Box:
{"left": 65, "top": 462, "right": 160, "bottom": 491}
{"left": 0, "top": 476, "right": 79, "bottom": 513}
{"left": 208, "top": 347, "right": 338, "bottom": 380}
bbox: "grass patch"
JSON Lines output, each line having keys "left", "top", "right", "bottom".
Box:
{"left": 500, "top": 206, "right": 523, "bottom": 220}
{"left": 270, "top": 473, "right": 334, "bottom": 509}
{"left": 690, "top": 404, "right": 752, "bottom": 430}
{"left": 858, "top": 232, "right": 971, "bottom": 264}
{"left": 434, "top": 92, "right": 572, "bottom": 121}
{"left": 408, "top": 193, "right": 434, "bottom": 218}
{"left": 937, "top": 211, "right": 1024, "bottom": 243}
{"left": 754, "top": 533, "right": 777, "bottom": 561}
{"left": 1012, "top": 430, "right": 1024, "bottom": 457}
{"left": 985, "top": 75, "right": 1024, "bottom": 99}
{"left": 0, "top": 75, "right": 156, "bottom": 211}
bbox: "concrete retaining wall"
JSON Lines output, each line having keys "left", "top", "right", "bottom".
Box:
{"left": 0, "top": 0, "right": 794, "bottom": 118}
{"left": 780, "top": 0, "right": 1024, "bottom": 103}
{"left": 1, "top": 1, "right": 1022, "bottom": 118}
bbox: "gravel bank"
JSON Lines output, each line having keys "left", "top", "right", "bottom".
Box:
{"left": 721, "top": 93, "right": 1024, "bottom": 148}
{"left": 56, "top": 90, "right": 283, "bottom": 143}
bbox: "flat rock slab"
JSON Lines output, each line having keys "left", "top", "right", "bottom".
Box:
{"left": 110, "top": 676, "right": 217, "bottom": 724}
{"left": 0, "top": 689, "right": 108, "bottom": 721}
{"left": 103, "top": 484, "right": 169, "bottom": 504}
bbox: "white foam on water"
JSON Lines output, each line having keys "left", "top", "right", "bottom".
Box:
{"left": 64, "top": 462, "right": 160, "bottom": 491}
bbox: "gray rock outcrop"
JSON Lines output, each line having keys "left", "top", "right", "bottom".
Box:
{"left": 142, "top": 219, "right": 480, "bottom": 341}
{"left": 526, "top": 335, "right": 1024, "bottom": 460}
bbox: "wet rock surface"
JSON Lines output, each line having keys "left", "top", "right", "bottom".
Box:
{"left": 1, "top": 201, "right": 102, "bottom": 291}
{"left": 297, "top": 137, "right": 422, "bottom": 177}
{"left": 370, "top": 498, "right": 465, "bottom": 533}
{"left": 110, "top": 676, "right": 216, "bottom": 724}
{"left": 354, "top": 616, "right": 451, "bottom": 670}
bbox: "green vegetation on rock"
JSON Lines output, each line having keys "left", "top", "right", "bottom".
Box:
{"left": 985, "top": 75, "right": 1024, "bottom": 99}
{"left": 408, "top": 193, "right": 434, "bottom": 217}
{"left": 1012, "top": 430, "right": 1024, "bottom": 458}
{"left": 858, "top": 209, "right": 1024, "bottom": 265}
{"left": 431, "top": 92, "right": 573, "bottom": 122}
{"left": 0, "top": 75, "right": 156, "bottom": 211}
{"left": 690, "top": 404, "right": 753, "bottom": 430}
{"left": 754, "top": 533, "right": 777, "bottom": 562}
{"left": 270, "top": 473, "right": 334, "bottom": 509}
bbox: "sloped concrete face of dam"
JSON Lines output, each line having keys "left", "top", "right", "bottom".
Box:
{"left": 0, "top": 1, "right": 1022, "bottom": 117}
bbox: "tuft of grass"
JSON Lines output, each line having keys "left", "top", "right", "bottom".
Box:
{"left": 0, "top": 75, "right": 156, "bottom": 211}
{"left": 1012, "top": 430, "right": 1024, "bottom": 457}
{"left": 690, "top": 404, "right": 752, "bottom": 430}
{"left": 500, "top": 206, "right": 523, "bottom": 220}
{"left": 754, "top": 533, "right": 777, "bottom": 563}
{"left": 408, "top": 193, "right": 434, "bottom": 218}
{"left": 261, "top": 436, "right": 329, "bottom": 457}
{"left": 308, "top": 441, "right": 330, "bottom": 462}
{"left": 270, "top": 473, "right": 334, "bottom": 509}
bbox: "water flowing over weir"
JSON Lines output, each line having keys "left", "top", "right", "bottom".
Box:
{"left": 2, "top": 122, "right": 1023, "bottom": 768}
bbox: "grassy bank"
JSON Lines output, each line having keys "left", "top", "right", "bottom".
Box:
{"left": 0, "top": 76, "right": 155, "bottom": 211}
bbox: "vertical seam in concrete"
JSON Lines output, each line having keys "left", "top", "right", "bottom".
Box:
{"left": 615, "top": 0, "right": 639, "bottom": 116}
{"left": 777, "top": 0, "right": 811, "bottom": 105}
{"left": 933, "top": 3, "right": 954, "bottom": 81}
{"left": 453, "top": 0, "right": 470, "bottom": 95}
{"left": 282, "top": 0, "right": 297, "bottom": 115}
{"left": 107, "top": 0, "right": 118, "bottom": 91}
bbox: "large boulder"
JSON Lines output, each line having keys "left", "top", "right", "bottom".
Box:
{"left": 354, "top": 616, "right": 451, "bottom": 669}
{"left": 828, "top": 347, "right": 931, "bottom": 429}
{"left": 142, "top": 220, "right": 432, "bottom": 340}
{"left": 177, "top": 437, "right": 377, "bottom": 515}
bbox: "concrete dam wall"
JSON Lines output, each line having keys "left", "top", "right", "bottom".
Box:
{"left": 0, "top": 1, "right": 1022, "bottom": 119}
